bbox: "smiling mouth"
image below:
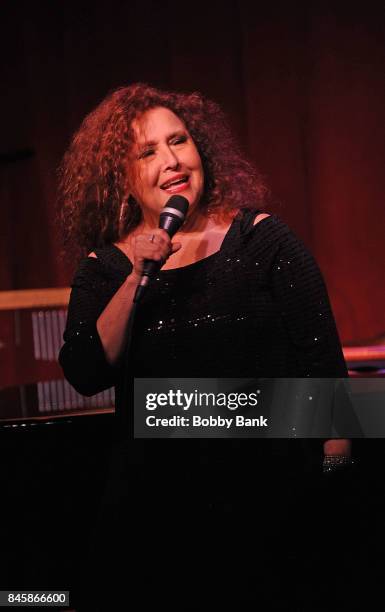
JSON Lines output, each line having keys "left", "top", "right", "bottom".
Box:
{"left": 160, "top": 176, "right": 189, "bottom": 189}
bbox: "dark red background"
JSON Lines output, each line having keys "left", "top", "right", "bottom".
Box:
{"left": 1, "top": 0, "right": 384, "bottom": 343}
{"left": 0, "top": 4, "right": 384, "bottom": 606}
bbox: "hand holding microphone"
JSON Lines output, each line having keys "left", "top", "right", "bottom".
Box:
{"left": 131, "top": 229, "right": 181, "bottom": 281}
{"left": 132, "top": 195, "right": 189, "bottom": 303}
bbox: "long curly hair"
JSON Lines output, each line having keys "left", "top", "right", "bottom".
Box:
{"left": 58, "top": 83, "right": 267, "bottom": 260}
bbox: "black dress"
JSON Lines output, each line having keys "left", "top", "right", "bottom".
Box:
{"left": 59, "top": 210, "right": 347, "bottom": 609}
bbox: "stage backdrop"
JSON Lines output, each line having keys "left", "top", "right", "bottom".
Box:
{"left": 1, "top": 0, "right": 384, "bottom": 344}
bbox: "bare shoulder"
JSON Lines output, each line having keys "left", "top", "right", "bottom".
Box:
{"left": 253, "top": 213, "right": 271, "bottom": 225}
{"left": 88, "top": 252, "right": 97, "bottom": 258}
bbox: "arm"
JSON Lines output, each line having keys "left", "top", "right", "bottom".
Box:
{"left": 270, "top": 220, "right": 350, "bottom": 458}
{"left": 59, "top": 229, "right": 180, "bottom": 395}
{"left": 58, "top": 259, "right": 123, "bottom": 396}
{"left": 94, "top": 229, "right": 180, "bottom": 364}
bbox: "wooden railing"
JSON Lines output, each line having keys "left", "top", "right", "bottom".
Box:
{"left": 0, "top": 288, "right": 70, "bottom": 310}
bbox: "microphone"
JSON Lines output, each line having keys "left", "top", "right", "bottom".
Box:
{"left": 133, "top": 195, "right": 189, "bottom": 303}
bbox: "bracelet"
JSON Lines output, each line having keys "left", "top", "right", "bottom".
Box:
{"left": 322, "top": 455, "right": 354, "bottom": 474}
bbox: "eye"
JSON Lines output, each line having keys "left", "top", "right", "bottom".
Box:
{"left": 171, "top": 135, "right": 187, "bottom": 145}
{"left": 139, "top": 148, "right": 155, "bottom": 159}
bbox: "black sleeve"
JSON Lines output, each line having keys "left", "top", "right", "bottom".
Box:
{"left": 58, "top": 259, "right": 123, "bottom": 396}
{"left": 270, "top": 221, "right": 348, "bottom": 377}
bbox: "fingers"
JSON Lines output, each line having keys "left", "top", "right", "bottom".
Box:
{"left": 152, "top": 228, "right": 171, "bottom": 243}
{"left": 134, "top": 233, "right": 171, "bottom": 260}
{"left": 132, "top": 231, "right": 181, "bottom": 276}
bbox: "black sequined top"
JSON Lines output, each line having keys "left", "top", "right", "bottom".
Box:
{"left": 59, "top": 210, "right": 349, "bottom": 468}
{"left": 59, "top": 209, "right": 347, "bottom": 407}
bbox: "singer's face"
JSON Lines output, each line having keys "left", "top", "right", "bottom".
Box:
{"left": 129, "top": 107, "right": 204, "bottom": 219}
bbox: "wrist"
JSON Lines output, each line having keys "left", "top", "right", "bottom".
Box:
{"left": 126, "top": 271, "right": 142, "bottom": 286}
{"left": 323, "top": 454, "right": 355, "bottom": 474}
{"left": 323, "top": 439, "right": 351, "bottom": 456}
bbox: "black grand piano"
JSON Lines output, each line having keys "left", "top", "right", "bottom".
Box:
{"left": 0, "top": 289, "right": 115, "bottom": 610}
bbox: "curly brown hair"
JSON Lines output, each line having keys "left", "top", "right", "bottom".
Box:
{"left": 58, "top": 83, "right": 267, "bottom": 260}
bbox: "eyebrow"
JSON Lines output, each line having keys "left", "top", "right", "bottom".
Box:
{"left": 137, "top": 130, "right": 187, "bottom": 149}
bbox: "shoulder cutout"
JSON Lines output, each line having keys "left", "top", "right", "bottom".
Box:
{"left": 253, "top": 213, "right": 271, "bottom": 226}
{"left": 88, "top": 252, "right": 97, "bottom": 258}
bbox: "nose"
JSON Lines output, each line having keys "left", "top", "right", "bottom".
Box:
{"left": 160, "top": 145, "right": 179, "bottom": 170}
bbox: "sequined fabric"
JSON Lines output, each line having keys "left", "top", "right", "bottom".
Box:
{"left": 59, "top": 209, "right": 347, "bottom": 397}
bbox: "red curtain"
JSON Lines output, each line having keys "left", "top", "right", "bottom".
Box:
{"left": 1, "top": 0, "right": 384, "bottom": 343}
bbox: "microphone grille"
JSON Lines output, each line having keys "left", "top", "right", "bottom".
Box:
{"left": 162, "top": 195, "right": 189, "bottom": 217}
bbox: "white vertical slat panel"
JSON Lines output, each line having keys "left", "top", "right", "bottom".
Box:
{"left": 38, "top": 311, "right": 48, "bottom": 360}
{"left": 44, "top": 312, "right": 54, "bottom": 361}
{"left": 32, "top": 312, "right": 41, "bottom": 360}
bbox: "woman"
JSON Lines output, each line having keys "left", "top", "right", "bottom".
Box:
{"left": 58, "top": 83, "right": 351, "bottom": 608}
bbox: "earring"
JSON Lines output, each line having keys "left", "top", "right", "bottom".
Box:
{"left": 119, "top": 198, "right": 127, "bottom": 224}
